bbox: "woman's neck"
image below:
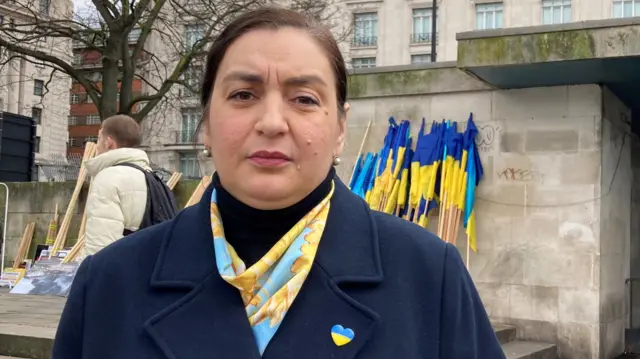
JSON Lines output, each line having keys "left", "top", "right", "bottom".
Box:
{"left": 212, "top": 168, "right": 335, "bottom": 266}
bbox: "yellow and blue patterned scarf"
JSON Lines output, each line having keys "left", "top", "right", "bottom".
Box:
{"left": 211, "top": 182, "right": 334, "bottom": 354}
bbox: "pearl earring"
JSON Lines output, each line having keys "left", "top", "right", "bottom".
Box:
{"left": 202, "top": 148, "right": 211, "bottom": 157}
{"left": 332, "top": 156, "right": 341, "bottom": 166}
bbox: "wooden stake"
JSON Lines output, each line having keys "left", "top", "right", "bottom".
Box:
{"left": 12, "top": 222, "right": 35, "bottom": 269}
{"left": 51, "top": 142, "right": 96, "bottom": 256}
{"left": 349, "top": 119, "right": 372, "bottom": 185}
{"left": 184, "top": 175, "right": 212, "bottom": 208}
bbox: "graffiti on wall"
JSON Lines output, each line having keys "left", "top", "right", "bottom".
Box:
{"left": 476, "top": 124, "right": 499, "bottom": 153}
{"left": 496, "top": 167, "right": 544, "bottom": 182}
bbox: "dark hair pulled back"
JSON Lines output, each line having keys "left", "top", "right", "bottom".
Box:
{"left": 199, "top": 6, "right": 347, "bottom": 128}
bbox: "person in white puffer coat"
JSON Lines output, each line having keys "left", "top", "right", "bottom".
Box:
{"left": 80, "top": 115, "right": 149, "bottom": 259}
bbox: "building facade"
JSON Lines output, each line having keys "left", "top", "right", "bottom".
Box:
{"left": 67, "top": 36, "right": 144, "bottom": 156}
{"left": 0, "top": 0, "right": 72, "bottom": 180}
{"left": 343, "top": 0, "right": 638, "bottom": 67}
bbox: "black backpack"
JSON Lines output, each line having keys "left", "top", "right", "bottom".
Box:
{"left": 114, "top": 163, "right": 178, "bottom": 235}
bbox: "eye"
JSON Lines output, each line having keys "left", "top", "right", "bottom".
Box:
{"left": 293, "top": 95, "right": 319, "bottom": 106}
{"left": 229, "top": 90, "right": 255, "bottom": 101}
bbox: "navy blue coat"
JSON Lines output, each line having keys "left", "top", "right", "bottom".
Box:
{"left": 52, "top": 179, "right": 505, "bottom": 359}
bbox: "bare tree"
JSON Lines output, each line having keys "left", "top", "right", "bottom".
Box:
{"left": 0, "top": 0, "right": 351, "bottom": 124}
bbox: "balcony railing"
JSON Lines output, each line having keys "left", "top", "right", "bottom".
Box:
{"left": 351, "top": 36, "right": 377, "bottom": 48}
{"left": 174, "top": 130, "right": 202, "bottom": 144}
{"left": 410, "top": 32, "right": 437, "bottom": 44}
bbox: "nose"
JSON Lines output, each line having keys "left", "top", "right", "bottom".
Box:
{"left": 254, "top": 92, "right": 289, "bottom": 137}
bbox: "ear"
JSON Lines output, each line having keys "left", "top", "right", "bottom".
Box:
{"left": 335, "top": 102, "right": 349, "bottom": 155}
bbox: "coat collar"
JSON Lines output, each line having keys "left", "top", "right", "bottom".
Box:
{"left": 145, "top": 175, "right": 383, "bottom": 359}
{"left": 149, "top": 175, "right": 383, "bottom": 288}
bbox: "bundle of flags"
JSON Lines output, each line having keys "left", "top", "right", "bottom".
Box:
{"left": 349, "top": 114, "right": 484, "bottom": 251}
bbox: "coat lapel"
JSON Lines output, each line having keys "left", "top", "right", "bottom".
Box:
{"left": 262, "top": 179, "right": 383, "bottom": 359}
{"left": 144, "top": 177, "right": 383, "bottom": 359}
{"left": 143, "top": 183, "right": 261, "bottom": 359}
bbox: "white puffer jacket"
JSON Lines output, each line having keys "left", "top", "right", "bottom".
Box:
{"left": 80, "top": 148, "right": 150, "bottom": 259}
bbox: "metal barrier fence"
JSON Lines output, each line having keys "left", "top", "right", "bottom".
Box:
{"left": 35, "top": 153, "right": 175, "bottom": 182}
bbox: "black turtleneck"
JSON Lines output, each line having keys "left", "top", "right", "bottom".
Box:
{"left": 212, "top": 168, "right": 335, "bottom": 266}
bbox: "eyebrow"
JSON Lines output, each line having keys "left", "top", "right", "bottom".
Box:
{"left": 221, "top": 71, "right": 328, "bottom": 87}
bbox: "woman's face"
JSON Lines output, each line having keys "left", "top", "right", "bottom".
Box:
{"left": 204, "top": 27, "right": 348, "bottom": 209}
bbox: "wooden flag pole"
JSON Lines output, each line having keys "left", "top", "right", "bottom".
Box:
{"left": 466, "top": 234, "right": 471, "bottom": 270}
{"left": 349, "top": 119, "right": 372, "bottom": 184}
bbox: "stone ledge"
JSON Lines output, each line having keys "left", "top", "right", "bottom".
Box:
{"left": 457, "top": 22, "right": 640, "bottom": 68}
{"left": 347, "top": 66, "right": 491, "bottom": 99}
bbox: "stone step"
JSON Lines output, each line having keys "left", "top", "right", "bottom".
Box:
{"left": 0, "top": 324, "right": 54, "bottom": 359}
{"left": 494, "top": 324, "right": 517, "bottom": 345}
{"left": 502, "top": 340, "right": 557, "bottom": 359}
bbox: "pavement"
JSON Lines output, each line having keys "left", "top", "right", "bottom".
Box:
{"left": 0, "top": 288, "right": 62, "bottom": 358}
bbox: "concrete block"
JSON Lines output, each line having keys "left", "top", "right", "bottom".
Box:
{"left": 509, "top": 285, "right": 559, "bottom": 323}
{"left": 494, "top": 154, "right": 553, "bottom": 185}
{"left": 475, "top": 120, "right": 505, "bottom": 155}
{"left": 511, "top": 216, "right": 560, "bottom": 251}
{"left": 523, "top": 249, "right": 595, "bottom": 288}
{"left": 601, "top": 318, "right": 625, "bottom": 359}
{"left": 524, "top": 129, "right": 580, "bottom": 152}
{"left": 579, "top": 116, "right": 601, "bottom": 151}
{"left": 475, "top": 216, "right": 513, "bottom": 251}
{"left": 373, "top": 95, "right": 431, "bottom": 124}
{"left": 558, "top": 288, "right": 599, "bottom": 324}
{"left": 567, "top": 85, "right": 602, "bottom": 118}
{"left": 557, "top": 220, "right": 599, "bottom": 254}
{"left": 475, "top": 283, "right": 511, "bottom": 318}
{"left": 476, "top": 184, "right": 526, "bottom": 218}
{"left": 493, "top": 87, "right": 569, "bottom": 120}
{"left": 599, "top": 254, "right": 627, "bottom": 321}
{"left": 429, "top": 91, "right": 491, "bottom": 125}
{"left": 560, "top": 151, "right": 601, "bottom": 185}
{"left": 500, "top": 132, "right": 525, "bottom": 154}
{"left": 470, "top": 247, "right": 525, "bottom": 285}
{"left": 557, "top": 321, "right": 599, "bottom": 359}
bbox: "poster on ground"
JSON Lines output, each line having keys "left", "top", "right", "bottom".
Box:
{"left": 9, "top": 257, "right": 80, "bottom": 297}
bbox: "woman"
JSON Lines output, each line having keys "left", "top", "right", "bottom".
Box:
{"left": 52, "top": 7, "right": 505, "bottom": 359}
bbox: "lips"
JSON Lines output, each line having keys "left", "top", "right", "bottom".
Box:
{"left": 248, "top": 150, "right": 292, "bottom": 168}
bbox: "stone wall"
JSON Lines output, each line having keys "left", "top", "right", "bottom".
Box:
{"left": 599, "top": 87, "right": 633, "bottom": 358}
{"left": 0, "top": 180, "right": 202, "bottom": 266}
{"left": 342, "top": 65, "right": 637, "bottom": 358}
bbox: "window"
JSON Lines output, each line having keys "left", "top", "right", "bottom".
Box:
{"left": 38, "top": 0, "right": 49, "bottom": 15}
{"left": 411, "top": 8, "right": 436, "bottom": 44}
{"left": 128, "top": 28, "right": 141, "bottom": 43}
{"left": 86, "top": 115, "right": 100, "bottom": 124}
{"left": 185, "top": 24, "right": 205, "bottom": 50}
{"left": 34, "top": 137, "right": 41, "bottom": 153}
{"left": 33, "top": 80, "right": 44, "bottom": 96}
{"left": 352, "top": 57, "right": 376, "bottom": 69}
{"left": 70, "top": 94, "right": 79, "bottom": 104}
{"left": 85, "top": 136, "right": 97, "bottom": 143}
{"left": 31, "top": 107, "right": 42, "bottom": 125}
{"left": 68, "top": 116, "right": 77, "bottom": 125}
{"left": 182, "top": 64, "right": 203, "bottom": 97}
{"left": 86, "top": 95, "right": 93, "bottom": 104}
{"left": 180, "top": 108, "right": 201, "bottom": 143}
{"left": 476, "top": 3, "right": 503, "bottom": 30}
{"left": 352, "top": 13, "right": 378, "bottom": 47}
{"left": 542, "top": 0, "right": 571, "bottom": 24}
{"left": 613, "top": 0, "right": 640, "bottom": 17}
{"left": 411, "top": 54, "right": 432, "bottom": 64}
{"left": 179, "top": 152, "right": 200, "bottom": 178}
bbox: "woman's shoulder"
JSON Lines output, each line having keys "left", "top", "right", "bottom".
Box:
{"left": 369, "top": 210, "right": 450, "bottom": 271}
{"left": 87, "top": 205, "right": 198, "bottom": 274}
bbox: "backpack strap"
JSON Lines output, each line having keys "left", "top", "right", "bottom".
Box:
{"left": 112, "top": 162, "right": 177, "bottom": 235}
